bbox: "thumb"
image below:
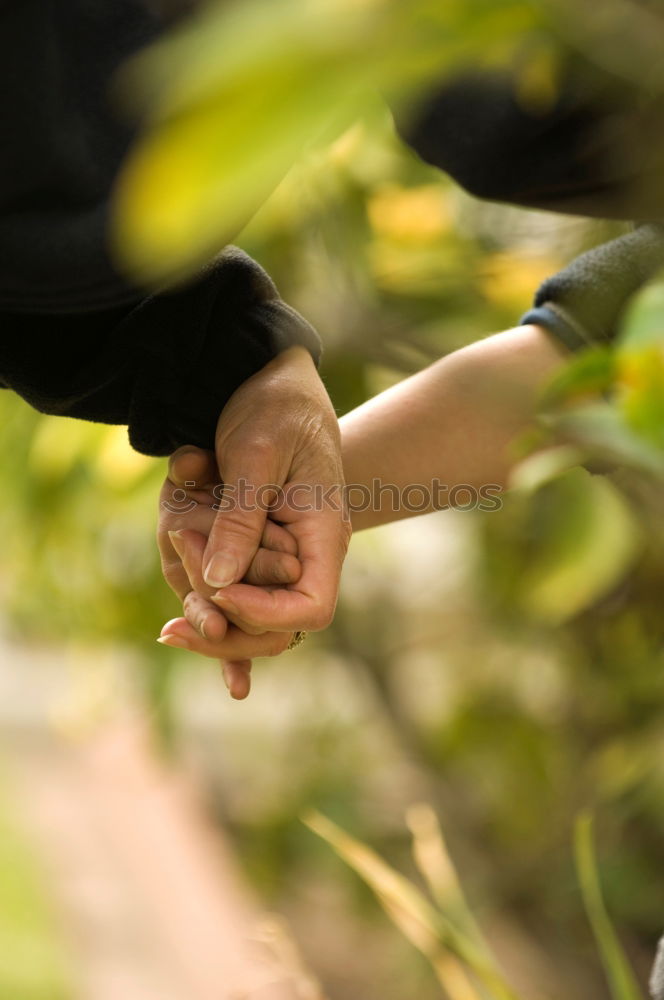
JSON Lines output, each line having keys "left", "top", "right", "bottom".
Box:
{"left": 203, "top": 444, "right": 282, "bottom": 589}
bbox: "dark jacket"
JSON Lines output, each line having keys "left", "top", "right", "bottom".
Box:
{"left": 399, "top": 59, "right": 664, "bottom": 223}
{"left": 0, "top": 0, "right": 320, "bottom": 456}
{"left": 2, "top": 2, "right": 662, "bottom": 455}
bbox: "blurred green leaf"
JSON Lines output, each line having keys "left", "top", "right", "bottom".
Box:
{"left": 619, "top": 282, "right": 664, "bottom": 352}
{"left": 615, "top": 347, "right": 664, "bottom": 449}
{"left": 484, "top": 465, "right": 642, "bottom": 625}
{"left": 406, "top": 803, "right": 492, "bottom": 958}
{"left": 304, "top": 809, "right": 521, "bottom": 1000}
{"left": 540, "top": 345, "right": 615, "bottom": 408}
{"left": 509, "top": 445, "right": 586, "bottom": 493}
{"left": 574, "top": 814, "right": 645, "bottom": 1000}
{"left": 111, "top": 0, "right": 541, "bottom": 283}
{"left": 519, "top": 468, "right": 641, "bottom": 624}
{"left": 549, "top": 403, "right": 664, "bottom": 481}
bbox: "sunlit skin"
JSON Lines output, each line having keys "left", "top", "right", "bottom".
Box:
{"left": 157, "top": 344, "right": 350, "bottom": 699}
{"left": 340, "top": 323, "right": 567, "bottom": 529}
{"left": 159, "top": 323, "right": 568, "bottom": 698}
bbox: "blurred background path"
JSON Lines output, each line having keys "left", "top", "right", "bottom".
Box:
{"left": 0, "top": 636, "right": 324, "bottom": 1000}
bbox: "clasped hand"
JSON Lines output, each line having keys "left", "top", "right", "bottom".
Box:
{"left": 156, "top": 346, "right": 351, "bottom": 699}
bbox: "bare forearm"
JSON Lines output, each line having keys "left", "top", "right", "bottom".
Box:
{"left": 340, "top": 324, "right": 568, "bottom": 530}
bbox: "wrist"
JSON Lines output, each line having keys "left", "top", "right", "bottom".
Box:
{"left": 265, "top": 344, "right": 328, "bottom": 412}
{"left": 274, "top": 344, "right": 316, "bottom": 370}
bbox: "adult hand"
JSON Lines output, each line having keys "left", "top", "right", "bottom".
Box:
{"left": 157, "top": 344, "right": 351, "bottom": 690}
{"left": 197, "top": 345, "right": 350, "bottom": 629}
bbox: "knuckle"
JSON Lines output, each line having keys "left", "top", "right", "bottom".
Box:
{"left": 248, "top": 551, "right": 295, "bottom": 586}
{"left": 246, "top": 549, "right": 266, "bottom": 582}
{"left": 214, "top": 509, "right": 260, "bottom": 543}
{"left": 264, "top": 522, "right": 297, "bottom": 555}
{"left": 183, "top": 592, "right": 206, "bottom": 632}
{"left": 161, "top": 561, "right": 180, "bottom": 589}
{"left": 246, "top": 435, "right": 276, "bottom": 462}
{"left": 270, "top": 558, "right": 293, "bottom": 585}
{"left": 225, "top": 435, "right": 274, "bottom": 471}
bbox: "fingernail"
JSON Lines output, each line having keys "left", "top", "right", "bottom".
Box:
{"left": 204, "top": 553, "right": 238, "bottom": 589}
{"left": 210, "top": 592, "right": 238, "bottom": 616}
{"left": 168, "top": 530, "right": 185, "bottom": 561}
{"left": 199, "top": 619, "right": 208, "bottom": 641}
{"left": 157, "top": 634, "right": 190, "bottom": 650}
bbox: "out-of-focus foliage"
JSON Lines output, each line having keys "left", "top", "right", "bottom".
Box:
{"left": 307, "top": 806, "right": 522, "bottom": 1000}
{"left": 110, "top": 0, "right": 664, "bottom": 286}
{"left": 0, "top": 408, "right": 162, "bottom": 643}
{"left": 481, "top": 286, "right": 664, "bottom": 626}
{"left": 545, "top": 0, "right": 664, "bottom": 92}
{"left": 111, "top": 0, "right": 546, "bottom": 283}
{"left": 575, "top": 814, "right": 645, "bottom": 1000}
{"left": 0, "top": 399, "right": 178, "bottom": 734}
{"left": 308, "top": 808, "right": 647, "bottom": 1000}
{"left": 488, "top": 464, "right": 640, "bottom": 625}
{"left": 0, "top": 772, "right": 72, "bottom": 999}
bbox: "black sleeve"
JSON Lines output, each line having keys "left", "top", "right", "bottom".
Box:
{"left": 0, "top": 247, "right": 321, "bottom": 457}
{"left": 392, "top": 59, "right": 664, "bottom": 221}
{"left": 519, "top": 222, "right": 664, "bottom": 351}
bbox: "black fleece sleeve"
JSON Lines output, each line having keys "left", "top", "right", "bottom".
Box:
{"left": 393, "top": 62, "right": 664, "bottom": 221}
{"left": 519, "top": 223, "right": 664, "bottom": 351}
{"left": 0, "top": 247, "right": 321, "bottom": 456}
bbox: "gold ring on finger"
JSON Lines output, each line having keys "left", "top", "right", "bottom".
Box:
{"left": 287, "top": 630, "right": 307, "bottom": 651}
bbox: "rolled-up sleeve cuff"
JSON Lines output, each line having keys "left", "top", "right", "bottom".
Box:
{"left": 519, "top": 302, "right": 596, "bottom": 354}
{"left": 123, "top": 247, "right": 322, "bottom": 456}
